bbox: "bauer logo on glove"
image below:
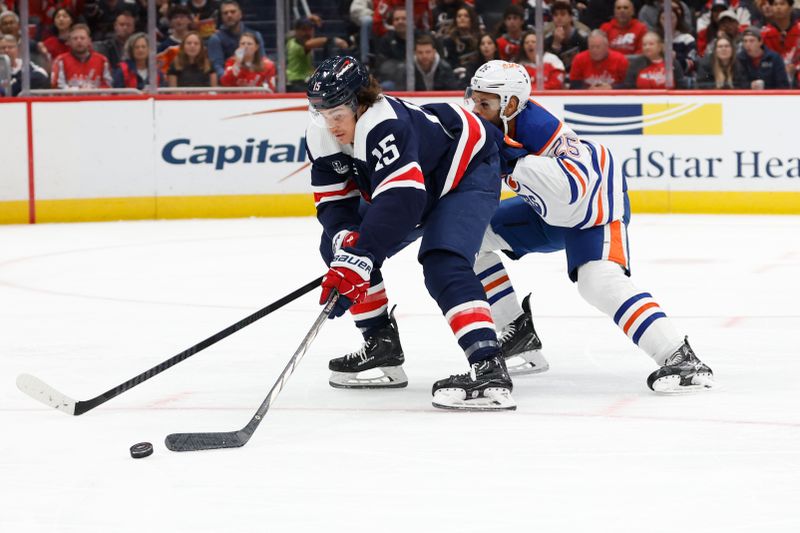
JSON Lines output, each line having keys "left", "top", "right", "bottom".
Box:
{"left": 320, "top": 250, "right": 373, "bottom": 317}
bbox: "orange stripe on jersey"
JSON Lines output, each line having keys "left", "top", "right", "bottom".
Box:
{"left": 623, "top": 302, "right": 660, "bottom": 335}
{"left": 534, "top": 121, "right": 562, "bottom": 156}
{"left": 600, "top": 145, "right": 607, "bottom": 172}
{"left": 504, "top": 135, "right": 524, "bottom": 148}
{"left": 607, "top": 220, "right": 627, "bottom": 268}
{"left": 483, "top": 275, "right": 509, "bottom": 292}
{"left": 593, "top": 185, "right": 605, "bottom": 226}
{"left": 561, "top": 159, "right": 586, "bottom": 197}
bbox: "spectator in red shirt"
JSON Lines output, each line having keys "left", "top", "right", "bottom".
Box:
{"left": 42, "top": 7, "right": 75, "bottom": 60}
{"left": 569, "top": 29, "right": 629, "bottom": 89}
{"left": 52, "top": 24, "right": 113, "bottom": 89}
{"left": 519, "top": 31, "right": 566, "bottom": 90}
{"left": 624, "top": 31, "right": 686, "bottom": 88}
{"left": 601, "top": 0, "right": 649, "bottom": 55}
{"left": 496, "top": 4, "right": 526, "bottom": 61}
{"left": 112, "top": 33, "right": 165, "bottom": 89}
{"left": 220, "top": 31, "right": 276, "bottom": 91}
{"left": 762, "top": 0, "right": 800, "bottom": 80}
{"left": 167, "top": 31, "right": 218, "bottom": 87}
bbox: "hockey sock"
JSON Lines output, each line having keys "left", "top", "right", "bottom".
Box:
{"left": 474, "top": 251, "right": 522, "bottom": 330}
{"left": 576, "top": 260, "right": 684, "bottom": 365}
{"left": 422, "top": 250, "right": 498, "bottom": 364}
{"left": 351, "top": 271, "right": 390, "bottom": 339}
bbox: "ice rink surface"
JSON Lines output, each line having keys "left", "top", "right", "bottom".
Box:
{"left": 1, "top": 214, "right": 798, "bottom": 533}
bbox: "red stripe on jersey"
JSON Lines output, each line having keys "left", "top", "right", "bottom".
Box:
{"left": 448, "top": 307, "right": 493, "bottom": 335}
{"left": 350, "top": 297, "right": 388, "bottom": 315}
{"left": 313, "top": 180, "right": 358, "bottom": 204}
{"left": 451, "top": 109, "right": 482, "bottom": 191}
{"left": 374, "top": 164, "right": 424, "bottom": 197}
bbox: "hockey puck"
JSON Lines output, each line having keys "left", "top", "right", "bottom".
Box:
{"left": 130, "top": 442, "right": 153, "bottom": 459}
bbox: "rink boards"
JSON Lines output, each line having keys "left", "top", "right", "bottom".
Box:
{"left": 1, "top": 93, "right": 798, "bottom": 224}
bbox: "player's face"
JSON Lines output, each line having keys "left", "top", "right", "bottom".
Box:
{"left": 467, "top": 90, "right": 502, "bottom": 127}
{"left": 314, "top": 105, "right": 357, "bottom": 144}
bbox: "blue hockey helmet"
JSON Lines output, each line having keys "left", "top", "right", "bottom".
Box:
{"left": 307, "top": 56, "right": 369, "bottom": 112}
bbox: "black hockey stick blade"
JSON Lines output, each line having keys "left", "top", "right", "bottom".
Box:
{"left": 165, "top": 430, "right": 246, "bottom": 451}
{"left": 17, "top": 276, "right": 323, "bottom": 416}
{"left": 165, "top": 293, "right": 338, "bottom": 452}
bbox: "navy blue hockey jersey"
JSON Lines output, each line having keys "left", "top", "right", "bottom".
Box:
{"left": 306, "top": 95, "right": 498, "bottom": 263}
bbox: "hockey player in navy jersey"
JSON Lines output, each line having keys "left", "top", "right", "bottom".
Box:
{"left": 467, "top": 60, "right": 715, "bottom": 392}
{"left": 306, "top": 56, "right": 516, "bottom": 410}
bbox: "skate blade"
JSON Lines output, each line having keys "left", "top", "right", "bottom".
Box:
{"left": 506, "top": 350, "right": 549, "bottom": 376}
{"left": 652, "top": 372, "right": 716, "bottom": 394}
{"left": 432, "top": 388, "right": 517, "bottom": 411}
{"left": 329, "top": 366, "right": 408, "bottom": 389}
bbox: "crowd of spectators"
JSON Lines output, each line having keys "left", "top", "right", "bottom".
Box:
{"left": 1, "top": 0, "right": 799, "bottom": 96}
{"left": 356, "top": 0, "right": 800, "bottom": 90}
{"left": 0, "top": 0, "right": 276, "bottom": 95}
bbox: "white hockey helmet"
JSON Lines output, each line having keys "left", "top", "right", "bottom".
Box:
{"left": 467, "top": 60, "right": 531, "bottom": 134}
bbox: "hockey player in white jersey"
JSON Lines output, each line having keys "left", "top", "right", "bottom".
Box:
{"left": 467, "top": 60, "right": 715, "bottom": 392}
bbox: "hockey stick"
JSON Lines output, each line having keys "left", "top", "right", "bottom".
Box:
{"left": 165, "top": 292, "right": 338, "bottom": 452}
{"left": 16, "top": 276, "right": 323, "bottom": 416}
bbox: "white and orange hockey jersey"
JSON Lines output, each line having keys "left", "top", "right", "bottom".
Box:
{"left": 500, "top": 99, "right": 627, "bottom": 230}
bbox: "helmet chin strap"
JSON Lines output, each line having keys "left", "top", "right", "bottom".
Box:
{"left": 499, "top": 98, "right": 524, "bottom": 137}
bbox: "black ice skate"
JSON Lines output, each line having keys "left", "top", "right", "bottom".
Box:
{"left": 499, "top": 294, "right": 549, "bottom": 376}
{"left": 328, "top": 312, "right": 408, "bottom": 389}
{"left": 647, "top": 337, "right": 715, "bottom": 393}
{"left": 432, "top": 355, "right": 516, "bottom": 411}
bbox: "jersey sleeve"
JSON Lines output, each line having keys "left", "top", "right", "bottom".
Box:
{"left": 306, "top": 125, "right": 361, "bottom": 240}
{"left": 353, "top": 119, "right": 428, "bottom": 264}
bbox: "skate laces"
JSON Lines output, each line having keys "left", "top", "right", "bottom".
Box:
{"left": 345, "top": 340, "right": 372, "bottom": 362}
{"left": 498, "top": 323, "right": 516, "bottom": 344}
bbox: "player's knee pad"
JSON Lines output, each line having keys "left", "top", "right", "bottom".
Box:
{"left": 420, "top": 250, "right": 474, "bottom": 303}
{"left": 576, "top": 260, "right": 628, "bottom": 309}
